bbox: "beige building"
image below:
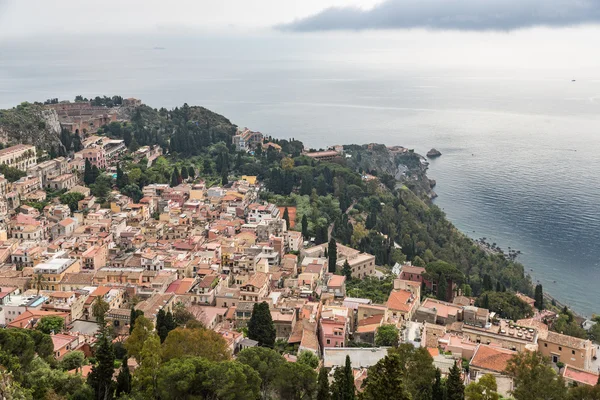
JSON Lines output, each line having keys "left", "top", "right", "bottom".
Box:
{"left": 539, "top": 330, "right": 596, "bottom": 371}
{"left": 33, "top": 258, "right": 82, "bottom": 291}
{"left": 0, "top": 144, "right": 37, "bottom": 171}
{"left": 47, "top": 173, "right": 78, "bottom": 191}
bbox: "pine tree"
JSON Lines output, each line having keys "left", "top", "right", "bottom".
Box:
{"left": 534, "top": 284, "right": 544, "bottom": 310}
{"left": 359, "top": 354, "right": 410, "bottom": 400}
{"left": 432, "top": 368, "right": 444, "bottom": 400}
{"left": 283, "top": 207, "right": 290, "bottom": 229}
{"left": 331, "top": 355, "right": 355, "bottom": 400}
{"left": 317, "top": 366, "right": 331, "bottom": 400}
{"left": 115, "top": 356, "right": 132, "bottom": 397}
{"left": 301, "top": 214, "right": 309, "bottom": 239}
{"left": 328, "top": 238, "right": 337, "bottom": 273}
{"left": 446, "top": 362, "right": 465, "bottom": 400}
{"left": 247, "top": 302, "right": 276, "bottom": 348}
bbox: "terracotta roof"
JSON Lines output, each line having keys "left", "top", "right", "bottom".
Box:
{"left": 544, "top": 331, "right": 590, "bottom": 349}
{"left": 563, "top": 365, "right": 599, "bottom": 386}
{"left": 401, "top": 265, "right": 426, "bottom": 275}
{"left": 386, "top": 290, "right": 414, "bottom": 313}
{"left": 165, "top": 278, "right": 196, "bottom": 295}
{"left": 470, "top": 344, "right": 516, "bottom": 373}
{"left": 427, "top": 348, "right": 440, "bottom": 357}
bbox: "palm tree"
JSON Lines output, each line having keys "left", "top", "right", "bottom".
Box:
{"left": 34, "top": 272, "right": 44, "bottom": 295}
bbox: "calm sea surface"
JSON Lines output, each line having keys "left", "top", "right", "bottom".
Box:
{"left": 2, "top": 35, "right": 600, "bottom": 315}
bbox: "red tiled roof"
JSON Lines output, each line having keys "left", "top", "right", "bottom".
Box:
{"left": 386, "top": 290, "right": 413, "bottom": 313}
{"left": 470, "top": 344, "right": 516, "bottom": 373}
{"left": 563, "top": 365, "right": 599, "bottom": 386}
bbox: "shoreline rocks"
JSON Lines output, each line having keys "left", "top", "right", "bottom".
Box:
{"left": 427, "top": 148, "right": 442, "bottom": 158}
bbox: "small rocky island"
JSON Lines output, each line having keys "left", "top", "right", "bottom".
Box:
{"left": 427, "top": 148, "right": 442, "bottom": 158}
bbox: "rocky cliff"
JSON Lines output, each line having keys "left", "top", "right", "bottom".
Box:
{"left": 343, "top": 143, "right": 436, "bottom": 199}
{"left": 0, "top": 103, "right": 64, "bottom": 152}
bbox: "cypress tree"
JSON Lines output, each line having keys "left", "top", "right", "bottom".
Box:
{"left": 115, "top": 356, "right": 132, "bottom": 397}
{"left": 87, "top": 330, "right": 115, "bottom": 400}
{"left": 84, "top": 159, "right": 93, "bottom": 185}
{"left": 317, "top": 366, "right": 331, "bottom": 400}
{"left": 534, "top": 284, "right": 544, "bottom": 310}
{"left": 359, "top": 354, "right": 410, "bottom": 400}
{"left": 446, "top": 362, "right": 465, "bottom": 400}
{"left": 129, "top": 308, "right": 143, "bottom": 334}
{"left": 432, "top": 368, "right": 444, "bottom": 400}
{"left": 332, "top": 355, "right": 355, "bottom": 400}
{"left": 247, "top": 302, "right": 276, "bottom": 348}
{"left": 221, "top": 168, "right": 229, "bottom": 186}
{"left": 436, "top": 273, "right": 448, "bottom": 302}
{"left": 170, "top": 167, "right": 179, "bottom": 187}
{"left": 156, "top": 309, "right": 176, "bottom": 343}
{"left": 301, "top": 214, "right": 309, "bottom": 239}
{"left": 188, "top": 166, "right": 195, "bottom": 179}
{"left": 283, "top": 207, "right": 290, "bottom": 229}
{"left": 328, "top": 238, "right": 337, "bottom": 273}
{"left": 342, "top": 260, "right": 352, "bottom": 281}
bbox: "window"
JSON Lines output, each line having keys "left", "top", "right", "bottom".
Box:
{"left": 572, "top": 350, "right": 576, "bottom": 355}
{"left": 559, "top": 347, "right": 562, "bottom": 351}
{"left": 544, "top": 343, "right": 548, "bottom": 347}
{"left": 326, "top": 339, "right": 330, "bottom": 345}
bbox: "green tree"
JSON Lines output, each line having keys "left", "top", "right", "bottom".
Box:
{"left": 302, "top": 214, "right": 309, "bottom": 238}
{"left": 375, "top": 325, "right": 399, "bottom": 347}
{"left": 59, "top": 192, "right": 85, "bottom": 212}
{"left": 247, "top": 302, "right": 276, "bottom": 348}
{"left": 170, "top": 167, "right": 180, "bottom": 187}
{"left": 188, "top": 165, "right": 196, "bottom": 179}
{"left": 115, "top": 357, "right": 132, "bottom": 397}
{"left": 342, "top": 260, "right": 352, "bottom": 281}
{"left": 207, "top": 360, "right": 261, "bottom": 400}
{"left": 87, "top": 330, "right": 115, "bottom": 400}
{"left": 275, "top": 362, "right": 318, "bottom": 400}
{"left": 161, "top": 327, "right": 230, "bottom": 362}
{"left": 446, "top": 362, "right": 465, "bottom": 400}
{"left": 156, "top": 309, "right": 177, "bottom": 343}
{"left": 132, "top": 331, "right": 161, "bottom": 399}
{"left": 505, "top": 351, "right": 568, "bottom": 400}
{"left": 60, "top": 350, "right": 85, "bottom": 371}
{"left": 84, "top": 159, "right": 94, "bottom": 185}
{"left": 283, "top": 207, "right": 290, "bottom": 229}
{"left": 389, "top": 344, "right": 437, "bottom": 400}
{"left": 465, "top": 374, "right": 499, "bottom": 400}
{"left": 35, "top": 316, "right": 65, "bottom": 334}
{"left": 115, "top": 163, "right": 128, "bottom": 189}
{"left": 237, "top": 347, "right": 286, "bottom": 400}
{"left": 180, "top": 165, "right": 189, "bottom": 180}
{"left": 124, "top": 315, "right": 154, "bottom": 363}
{"left": 328, "top": 238, "right": 337, "bottom": 273}
{"left": 129, "top": 308, "right": 144, "bottom": 334}
{"left": 331, "top": 355, "right": 355, "bottom": 400}
{"left": 360, "top": 353, "right": 411, "bottom": 400}
{"left": 534, "top": 284, "right": 544, "bottom": 311}
{"left": 221, "top": 168, "right": 229, "bottom": 186}
{"left": 317, "top": 366, "right": 331, "bottom": 400}
{"left": 92, "top": 297, "right": 110, "bottom": 327}
{"left": 474, "top": 291, "right": 533, "bottom": 320}
{"left": 297, "top": 350, "right": 320, "bottom": 369}
{"left": 433, "top": 368, "right": 445, "bottom": 400}
{"left": 121, "top": 184, "right": 143, "bottom": 203}
{"left": 437, "top": 273, "right": 448, "bottom": 301}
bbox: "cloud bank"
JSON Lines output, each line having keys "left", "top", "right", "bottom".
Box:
{"left": 280, "top": 0, "right": 600, "bottom": 31}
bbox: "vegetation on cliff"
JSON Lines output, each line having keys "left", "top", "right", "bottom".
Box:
{"left": 0, "top": 102, "right": 64, "bottom": 151}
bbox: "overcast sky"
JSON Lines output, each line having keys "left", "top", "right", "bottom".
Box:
{"left": 1, "top": 0, "right": 600, "bottom": 71}
{"left": 2, "top": 0, "right": 600, "bottom": 38}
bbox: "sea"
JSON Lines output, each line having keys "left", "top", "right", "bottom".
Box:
{"left": 1, "top": 33, "right": 600, "bottom": 316}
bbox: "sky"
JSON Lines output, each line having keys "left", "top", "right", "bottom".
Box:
{"left": 2, "top": 0, "right": 600, "bottom": 38}
{"left": 1, "top": 0, "right": 600, "bottom": 71}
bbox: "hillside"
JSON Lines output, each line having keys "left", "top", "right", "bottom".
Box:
{"left": 0, "top": 102, "right": 64, "bottom": 152}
